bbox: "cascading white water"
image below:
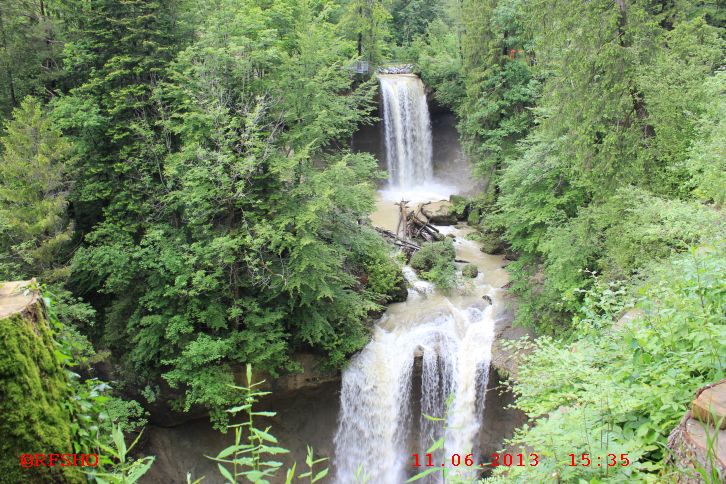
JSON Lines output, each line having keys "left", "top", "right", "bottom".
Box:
{"left": 333, "top": 74, "right": 500, "bottom": 483}
{"left": 334, "top": 248, "right": 500, "bottom": 483}
{"left": 379, "top": 74, "right": 434, "bottom": 189}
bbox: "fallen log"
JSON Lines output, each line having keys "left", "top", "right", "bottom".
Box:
{"left": 407, "top": 212, "right": 443, "bottom": 241}
{"left": 375, "top": 226, "right": 421, "bottom": 251}
{"left": 408, "top": 211, "right": 440, "bottom": 232}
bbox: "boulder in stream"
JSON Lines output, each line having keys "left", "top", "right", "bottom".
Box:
{"left": 421, "top": 200, "right": 457, "bottom": 225}
{"left": 462, "top": 263, "right": 478, "bottom": 278}
{"left": 388, "top": 275, "right": 409, "bottom": 303}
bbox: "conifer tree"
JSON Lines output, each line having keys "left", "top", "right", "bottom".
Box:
{"left": 0, "top": 97, "right": 72, "bottom": 280}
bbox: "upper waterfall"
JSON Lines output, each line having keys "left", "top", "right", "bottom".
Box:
{"left": 379, "top": 74, "right": 433, "bottom": 189}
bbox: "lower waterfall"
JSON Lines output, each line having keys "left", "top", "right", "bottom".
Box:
{"left": 333, "top": 225, "right": 500, "bottom": 483}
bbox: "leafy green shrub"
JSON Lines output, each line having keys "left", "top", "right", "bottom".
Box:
{"left": 686, "top": 71, "right": 725, "bottom": 206}
{"left": 541, "top": 187, "right": 722, "bottom": 312}
{"left": 45, "top": 289, "right": 154, "bottom": 477}
{"left": 401, "top": 18, "right": 466, "bottom": 109}
{"left": 410, "top": 240, "right": 457, "bottom": 289}
{"left": 410, "top": 240, "right": 456, "bottom": 272}
{"left": 462, "top": 264, "right": 478, "bottom": 278}
{"left": 364, "top": 249, "right": 406, "bottom": 303}
{"left": 86, "top": 426, "right": 154, "bottom": 484}
{"left": 505, "top": 187, "right": 723, "bottom": 333}
{"left": 467, "top": 207, "right": 481, "bottom": 227}
{"left": 490, "top": 243, "right": 726, "bottom": 482}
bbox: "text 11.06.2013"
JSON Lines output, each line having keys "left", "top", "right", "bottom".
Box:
{"left": 412, "top": 453, "right": 539, "bottom": 468}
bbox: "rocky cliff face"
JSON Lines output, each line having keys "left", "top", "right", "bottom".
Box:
{"left": 142, "top": 380, "right": 341, "bottom": 484}
{"left": 490, "top": 292, "right": 534, "bottom": 381}
{"left": 0, "top": 281, "right": 81, "bottom": 483}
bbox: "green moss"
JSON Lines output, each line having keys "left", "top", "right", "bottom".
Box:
{"left": 0, "top": 300, "right": 81, "bottom": 483}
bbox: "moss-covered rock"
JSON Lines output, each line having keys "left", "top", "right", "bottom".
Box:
{"left": 479, "top": 231, "right": 507, "bottom": 254}
{"left": 462, "top": 264, "right": 479, "bottom": 278}
{"left": 365, "top": 256, "right": 408, "bottom": 303}
{"left": 410, "top": 240, "right": 458, "bottom": 289}
{"left": 410, "top": 240, "right": 456, "bottom": 273}
{"left": 388, "top": 275, "right": 409, "bottom": 303}
{"left": 421, "top": 201, "right": 457, "bottom": 225}
{"left": 0, "top": 281, "right": 81, "bottom": 483}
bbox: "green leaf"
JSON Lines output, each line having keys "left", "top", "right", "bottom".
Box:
{"left": 406, "top": 467, "right": 441, "bottom": 482}
{"left": 312, "top": 468, "right": 329, "bottom": 482}
{"left": 217, "top": 464, "right": 235, "bottom": 483}
{"left": 252, "top": 428, "right": 278, "bottom": 443}
{"left": 422, "top": 414, "right": 444, "bottom": 422}
{"left": 426, "top": 437, "right": 444, "bottom": 453}
{"left": 251, "top": 411, "right": 277, "bottom": 417}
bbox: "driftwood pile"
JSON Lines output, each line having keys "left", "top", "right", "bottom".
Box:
{"left": 374, "top": 200, "right": 448, "bottom": 259}
{"left": 395, "top": 200, "right": 445, "bottom": 243}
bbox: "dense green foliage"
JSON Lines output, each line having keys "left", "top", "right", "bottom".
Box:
{"left": 0, "top": 0, "right": 65, "bottom": 118}
{"left": 0, "top": 0, "right": 403, "bottom": 425}
{"left": 490, "top": 244, "right": 725, "bottom": 482}
{"left": 487, "top": 2, "right": 723, "bottom": 332}
{"left": 405, "top": 0, "right": 724, "bottom": 331}
{"left": 0, "top": 97, "right": 72, "bottom": 281}
{"left": 399, "top": 0, "right": 725, "bottom": 481}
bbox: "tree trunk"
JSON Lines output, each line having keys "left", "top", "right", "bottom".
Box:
{"left": 615, "top": 0, "right": 654, "bottom": 137}
{"left": 0, "top": 7, "right": 17, "bottom": 107}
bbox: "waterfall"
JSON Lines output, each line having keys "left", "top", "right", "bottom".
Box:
{"left": 333, "top": 284, "right": 498, "bottom": 483}
{"left": 379, "top": 74, "right": 433, "bottom": 189}
{"left": 333, "top": 75, "right": 497, "bottom": 483}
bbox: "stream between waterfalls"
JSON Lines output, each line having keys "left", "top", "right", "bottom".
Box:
{"left": 332, "top": 192, "right": 510, "bottom": 484}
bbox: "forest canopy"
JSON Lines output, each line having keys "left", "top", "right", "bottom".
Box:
{"left": 0, "top": 0, "right": 723, "bottom": 482}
